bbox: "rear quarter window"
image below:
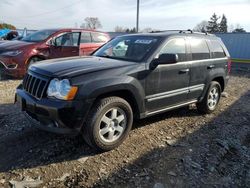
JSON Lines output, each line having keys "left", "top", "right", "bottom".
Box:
{"left": 190, "top": 38, "right": 210, "bottom": 60}
{"left": 91, "top": 32, "right": 109, "bottom": 43}
{"left": 209, "top": 40, "right": 226, "bottom": 58}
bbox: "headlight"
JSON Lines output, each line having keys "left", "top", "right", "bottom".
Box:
{"left": 1, "top": 50, "right": 23, "bottom": 56}
{"left": 47, "top": 78, "right": 78, "bottom": 100}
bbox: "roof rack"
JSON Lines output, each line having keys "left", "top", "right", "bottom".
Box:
{"left": 151, "top": 29, "right": 215, "bottom": 36}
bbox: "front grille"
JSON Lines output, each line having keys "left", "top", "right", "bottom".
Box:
{"left": 23, "top": 73, "right": 49, "bottom": 99}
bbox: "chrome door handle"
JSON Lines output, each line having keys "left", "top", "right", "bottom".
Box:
{"left": 207, "top": 65, "right": 215, "bottom": 69}
{"left": 179, "top": 69, "right": 190, "bottom": 74}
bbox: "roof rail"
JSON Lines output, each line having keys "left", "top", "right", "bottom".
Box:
{"left": 151, "top": 29, "right": 215, "bottom": 36}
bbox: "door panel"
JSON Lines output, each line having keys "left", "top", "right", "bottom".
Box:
{"left": 187, "top": 37, "right": 213, "bottom": 100}
{"left": 187, "top": 60, "right": 210, "bottom": 99}
{"left": 79, "top": 32, "right": 94, "bottom": 55}
{"left": 80, "top": 43, "right": 104, "bottom": 56}
{"left": 49, "top": 32, "right": 80, "bottom": 59}
{"left": 145, "top": 62, "right": 190, "bottom": 112}
{"left": 145, "top": 37, "right": 190, "bottom": 113}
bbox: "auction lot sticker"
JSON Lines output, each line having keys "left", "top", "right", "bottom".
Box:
{"left": 135, "top": 39, "right": 152, "bottom": 44}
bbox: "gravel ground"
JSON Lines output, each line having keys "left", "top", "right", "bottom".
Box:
{"left": 0, "top": 70, "right": 249, "bottom": 188}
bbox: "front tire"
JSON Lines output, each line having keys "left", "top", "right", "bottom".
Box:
{"left": 197, "top": 81, "right": 221, "bottom": 114}
{"left": 83, "top": 97, "right": 133, "bottom": 151}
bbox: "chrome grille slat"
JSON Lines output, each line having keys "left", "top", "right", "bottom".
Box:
{"left": 40, "top": 81, "right": 48, "bottom": 99}
{"left": 22, "top": 73, "right": 48, "bottom": 100}
{"left": 28, "top": 77, "right": 35, "bottom": 93}
{"left": 31, "top": 78, "right": 39, "bottom": 96}
{"left": 35, "top": 79, "right": 42, "bottom": 97}
{"left": 23, "top": 74, "right": 28, "bottom": 89}
{"left": 27, "top": 76, "right": 34, "bottom": 93}
{"left": 25, "top": 75, "right": 32, "bottom": 90}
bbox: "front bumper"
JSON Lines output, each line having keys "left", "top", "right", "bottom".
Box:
{"left": 16, "top": 88, "right": 93, "bottom": 135}
{"left": 0, "top": 56, "right": 26, "bottom": 78}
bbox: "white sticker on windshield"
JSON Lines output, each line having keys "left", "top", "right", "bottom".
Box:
{"left": 135, "top": 39, "right": 152, "bottom": 44}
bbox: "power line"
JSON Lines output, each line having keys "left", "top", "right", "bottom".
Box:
{"left": 6, "top": 0, "right": 82, "bottom": 19}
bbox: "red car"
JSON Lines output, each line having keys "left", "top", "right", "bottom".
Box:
{"left": 0, "top": 28, "right": 110, "bottom": 78}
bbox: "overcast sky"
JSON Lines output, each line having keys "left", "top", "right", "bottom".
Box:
{"left": 1, "top": 0, "right": 250, "bottom": 31}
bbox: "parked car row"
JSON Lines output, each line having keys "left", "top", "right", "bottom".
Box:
{"left": 0, "top": 28, "right": 110, "bottom": 78}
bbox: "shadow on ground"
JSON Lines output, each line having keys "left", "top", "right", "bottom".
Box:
{"left": 0, "top": 103, "right": 200, "bottom": 173}
{"left": 91, "top": 90, "right": 250, "bottom": 187}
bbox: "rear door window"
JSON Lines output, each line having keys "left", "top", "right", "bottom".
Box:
{"left": 81, "top": 32, "right": 91, "bottom": 43}
{"left": 209, "top": 40, "right": 226, "bottom": 58}
{"left": 189, "top": 38, "right": 210, "bottom": 60}
{"left": 158, "top": 38, "right": 187, "bottom": 62}
{"left": 91, "top": 32, "right": 109, "bottom": 43}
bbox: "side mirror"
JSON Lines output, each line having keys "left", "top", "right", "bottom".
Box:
{"left": 47, "top": 38, "right": 57, "bottom": 46}
{"left": 151, "top": 53, "right": 178, "bottom": 69}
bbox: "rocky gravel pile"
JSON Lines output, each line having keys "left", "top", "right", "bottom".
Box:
{"left": 0, "top": 71, "right": 249, "bottom": 188}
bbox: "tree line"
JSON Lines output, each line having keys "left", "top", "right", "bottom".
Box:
{"left": 0, "top": 23, "right": 16, "bottom": 30}
{"left": 194, "top": 13, "right": 246, "bottom": 33}
{"left": 1, "top": 15, "right": 247, "bottom": 34}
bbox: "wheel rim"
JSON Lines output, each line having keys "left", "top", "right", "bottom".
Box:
{"left": 207, "top": 87, "right": 219, "bottom": 109}
{"left": 99, "top": 107, "right": 127, "bottom": 143}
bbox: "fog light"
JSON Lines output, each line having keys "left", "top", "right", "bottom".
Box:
{"left": 7, "top": 64, "right": 18, "bottom": 69}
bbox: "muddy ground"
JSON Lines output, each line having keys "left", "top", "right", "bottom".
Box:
{"left": 0, "top": 70, "right": 249, "bottom": 188}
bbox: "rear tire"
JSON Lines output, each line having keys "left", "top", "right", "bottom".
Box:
{"left": 83, "top": 97, "right": 133, "bottom": 151}
{"left": 197, "top": 81, "right": 221, "bottom": 114}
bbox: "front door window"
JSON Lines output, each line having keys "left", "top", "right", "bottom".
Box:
{"left": 55, "top": 32, "right": 80, "bottom": 47}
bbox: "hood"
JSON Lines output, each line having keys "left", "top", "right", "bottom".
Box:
{"left": 0, "top": 40, "right": 35, "bottom": 50}
{"left": 30, "top": 56, "right": 137, "bottom": 77}
{"left": 0, "top": 40, "right": 7, "bottom": 44}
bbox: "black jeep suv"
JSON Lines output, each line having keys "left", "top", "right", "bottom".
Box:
{"left": 16, "top": 30, "right": 231, "bottom": 151}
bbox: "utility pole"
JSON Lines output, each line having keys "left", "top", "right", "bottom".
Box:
{"left": 136, "top": 0, "right": 140, "bottom": 33}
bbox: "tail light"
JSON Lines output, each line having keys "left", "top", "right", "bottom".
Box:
{"left": 227, "top": 58, "right": 231, "bottom": 74}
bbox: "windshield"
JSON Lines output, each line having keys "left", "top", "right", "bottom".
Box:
{"left": 21, "top": 29, "right": 57, "bottom": 42}
{"left": 93, "top": 35, "right": 159, "bottom": 62}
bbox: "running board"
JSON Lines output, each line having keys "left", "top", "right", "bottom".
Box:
{"left": 146, "top": 100, "right": 197, "bottom": 116}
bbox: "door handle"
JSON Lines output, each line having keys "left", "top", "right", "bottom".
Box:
{"left": 207, "top": 65, "right": 215, "bottom": 69}
{"left": 72, "top": 50, "right": 78, "bottom": 53}
{"left": 179, "top": 69, "right": 190, "bottom": 74}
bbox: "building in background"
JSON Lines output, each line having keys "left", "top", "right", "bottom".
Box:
{"left": 216, "top": 33, "right": 250, "bottom": 69}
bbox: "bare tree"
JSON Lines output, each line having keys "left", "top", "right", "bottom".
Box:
{"left": 141, "top": 27, "right": 153, "bottom": 33}
{"left": 81, "top": 17, "right": 102, "bottom": 29}
{"left": 193, "top": 20, "right": 209, "bottom": 33}
{"left": 228, "top": 24, "right": 246, "bottom": 33}
{"left": 232, "top": 24, "right": 246, "bottom": 33}
{"left": 114, "top": 26, "right": 127, "bottom": 32}
{"left": 228, "top": 24, "right": 235, "bottom": 32}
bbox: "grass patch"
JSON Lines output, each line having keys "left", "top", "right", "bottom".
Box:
{"left": 232, "top": 59, "right": 250, "bottom": 63}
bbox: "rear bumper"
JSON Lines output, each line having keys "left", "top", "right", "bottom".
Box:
{"left": 16, "top": 87, "right": 93, "bottom": 135}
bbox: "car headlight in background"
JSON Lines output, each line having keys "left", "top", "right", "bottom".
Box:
{"left": 47, "top": 78, "right": 78, "bottom": 100}
{"left": 0, "top": 50, "right": 23, "bottom": 56}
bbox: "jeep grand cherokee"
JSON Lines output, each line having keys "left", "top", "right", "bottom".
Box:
{"left": 16, "top": 30, "right": 231, "bottom": 151}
